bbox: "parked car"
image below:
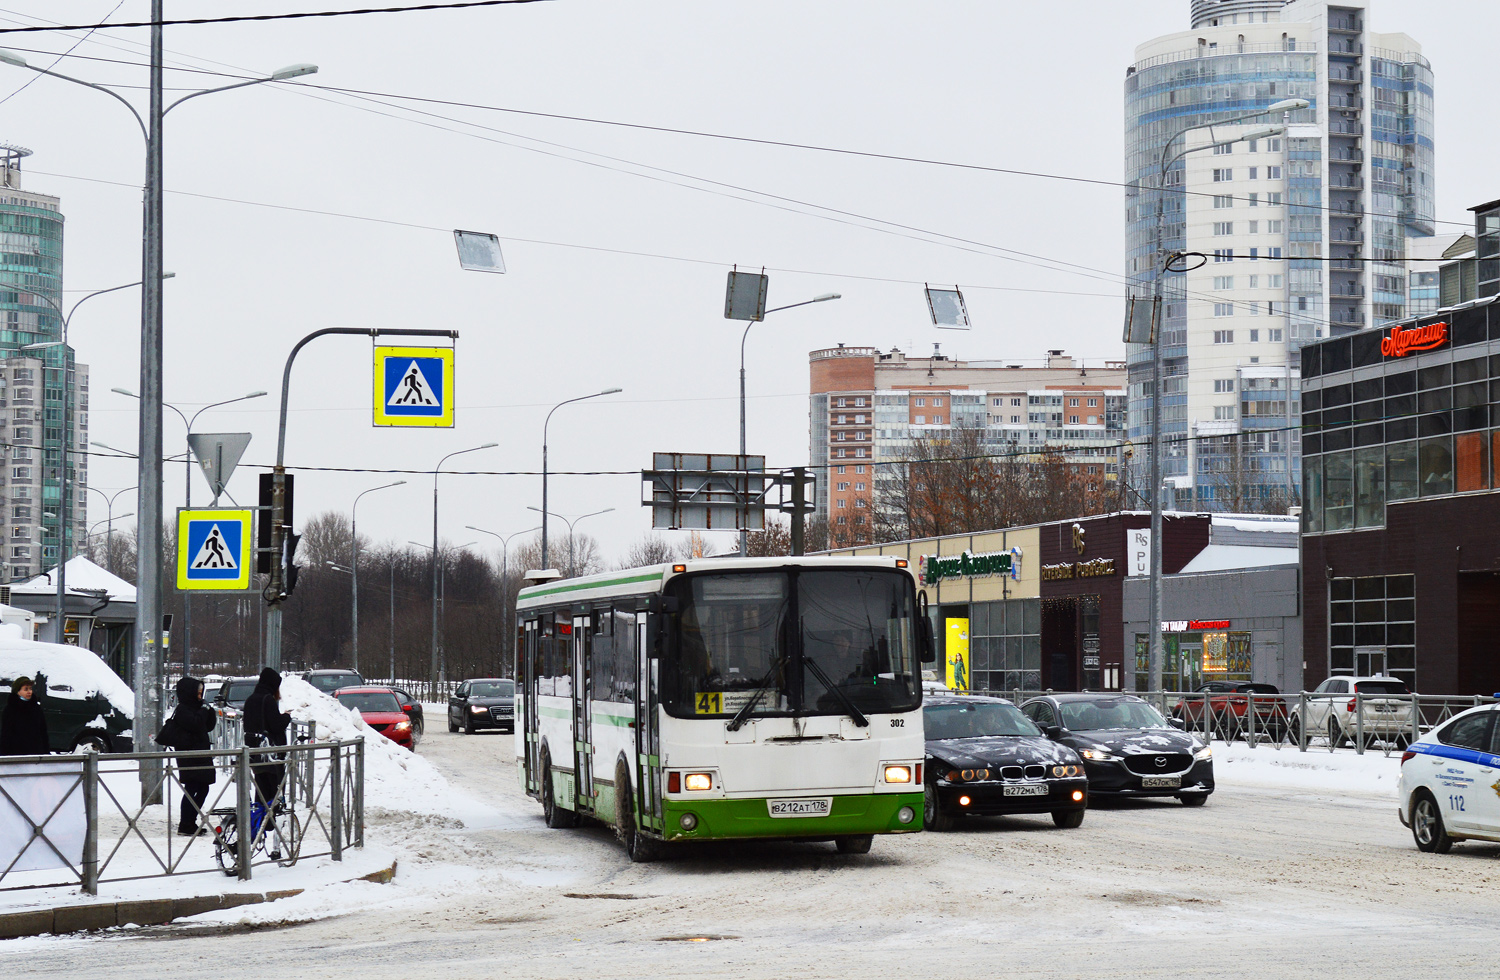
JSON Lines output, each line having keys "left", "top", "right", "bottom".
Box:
{"left": 1021, "top": 693, "right": 1214, "bottom": 806}
{"left": 448, "top": 678, "right": 515, "bottom": 734}
{"left": 1171, "top": 682, "right": 1289, "bottom": 740}
{"left": 390, "top": 687, "right": 425, "bottom": 738}
{"left": 1397, "top": 702, "right": 1500, "bottom": 852}
{"left": 0, "top": 638, "right": 135, "bottom": 753}
{"left": 923, "top": 694, "right": 1088, "bottom": 831}
{"left": 1302, "top": 675, "right": 1415, "bottom": 748}
{"left": 214, "top": 675, "right": 259, "bottom": 712}
{"left": 334, "top": 687, "right": 415, "bottom": 750}
{"left": 305, "top": 669, "right": 365, "bottom": 696}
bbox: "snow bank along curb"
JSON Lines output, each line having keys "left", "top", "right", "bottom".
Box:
{"left": 0, "top": 860, "right": 396, "bottom": 939}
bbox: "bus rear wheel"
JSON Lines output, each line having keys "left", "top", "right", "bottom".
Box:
{"left": 541, "top": 754, "right": 576, "bottom": 829}
{"left": 835, "top": 835, "right": 873, "bottom": 854}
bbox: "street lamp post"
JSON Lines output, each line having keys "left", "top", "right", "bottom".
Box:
{"left": 113, "top": 387, "right": 268, "bottom": 675}
{"left": 1143, "top": 100, "right": 1304, "bottom": 693}
{"left": 85, "top": 486, "right": 136, "bottom": 576}
{"left": 526, "top": 507, "right": 614, "bottom": 578}
{"left": 541, "top": 390, "right": 621, "bottom": 569}
{"left": 349, "top": 481, "right": 405, "bottom": 676}
{"left": 430, "top": 446, "right": 495, "bottom": 688}
{"left": 412, "top": 539, "right": 476, "bottom": 691}
{"left": 736, "top": 294, "right": 841, "bottom": 556}
{"left": 467, "top": 524, "right": 540, "bottom": 677}
{"left": 0, "top": 42, "right": 317, "bottom": 804}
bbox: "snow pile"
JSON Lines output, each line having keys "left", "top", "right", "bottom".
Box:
{"left": 1213, "top": 741, "right": 1404, "bottom": 797}
{"left": 276, "top": 676, "right": 457, "bottom": 818}
{"left": 0, "top": 637, "right": 134, "bottom": 716}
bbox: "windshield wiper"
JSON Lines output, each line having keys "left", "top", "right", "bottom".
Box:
{"left": 802, "top": 655, "right": 869, "bottom": 728}
{"left": 727, "top": 653, "right": 786, "bottom": 732}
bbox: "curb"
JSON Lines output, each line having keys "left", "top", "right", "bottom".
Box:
{"left": 0, "top": 860, "right": 397, "bottom": 939}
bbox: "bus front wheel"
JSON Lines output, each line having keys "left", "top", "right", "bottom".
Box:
{"left": 835, "top": 835, "right": 873, "bottom": 854}
{"left": 615, "top": 762, "right": 661, "bottom": 862}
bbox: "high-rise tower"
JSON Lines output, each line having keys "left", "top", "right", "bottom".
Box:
{"left": 0, "top": 145, "right": 88, "bottom": 585}
{"left": 1124, "top": 0, "right": 1433, "bottom": 511}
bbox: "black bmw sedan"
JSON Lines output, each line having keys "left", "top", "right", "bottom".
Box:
{"left": 923, "top": 695, "right": 1089, "bottom": 831}
{"left": 1020, "top": 694, "right": 1214, "bottom": 806}
{"left": 448, "top": 678, "right": 516, "bottom": 734}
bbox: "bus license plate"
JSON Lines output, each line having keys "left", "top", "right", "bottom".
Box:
{"left": 768, "top": 798, "right": 832, "bottom": 818}
{"left": 1140, "top": 776, "right": 1181, "bottom": 788}
{"left": 1003, "top": 785, "right": 1049, "bottom": 797}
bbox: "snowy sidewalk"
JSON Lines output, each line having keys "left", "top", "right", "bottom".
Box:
{"left": 1211, "top": 741, "right": 1404, "bottom": 797}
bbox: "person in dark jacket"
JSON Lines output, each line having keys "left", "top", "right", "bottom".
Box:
{"left": 241, "top": 667, "right": 290, "bottom": 807}
{"left": 0, "top": 676, "right": 50, "bottom": 756}
{"left": 163, "top": 676, "right": 217, "bottom": 835}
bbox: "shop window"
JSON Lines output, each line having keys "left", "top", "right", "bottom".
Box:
{"left": 1327, "top": 575, "right": 1416, "bottom": 688}
{"left": 1418, "top": 436, "right": 1454, "bottom": 496}
{"left": 1303, "top": 455, "right": 1323, "bottom": 533}
{"left": 1323, "top": 450, "right": 1353, "bottom": 530}
{"left": 1354, "top": 446, "right": 1384, "bottom": 528}
{"left": 1386, "top": 442, "right": 1419, "bottom": 502}
{"left": 1455, "top": 432, "right": 1490, "bottom": 492}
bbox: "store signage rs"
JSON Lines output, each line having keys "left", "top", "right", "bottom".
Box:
{"left": 1380, "top": 321, "right": 1448, "bottom": 358}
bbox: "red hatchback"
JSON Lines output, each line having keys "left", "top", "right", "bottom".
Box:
{"left": 335, "top": 687, "right": 416, "bottom": 750}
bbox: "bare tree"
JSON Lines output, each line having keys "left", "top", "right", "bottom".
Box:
{"left": 620, "top": 533, "right": 688, "bottom": 568}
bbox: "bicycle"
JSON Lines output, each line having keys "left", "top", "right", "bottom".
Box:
{"left": 211, "top": 801, "right": 302, "bottom": 876}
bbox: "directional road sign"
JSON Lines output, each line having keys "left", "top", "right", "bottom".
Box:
{"left": 373, "top": 345, "right": 455, "bottom": 427}
{"left": 176, "top": 508, "right": 254, "bottom": 591}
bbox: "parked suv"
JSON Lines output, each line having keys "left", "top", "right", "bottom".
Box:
{"left": 304, "top": 669, "right": 364, "bottom": 696}
{"left": 1171, "top": 682, "right": 1289, "bottom": 741}
{"left": 1302, "top": 675, "right": 1415, "bottom": 748}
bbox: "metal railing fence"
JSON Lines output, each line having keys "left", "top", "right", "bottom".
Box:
{"left": 972, "top": 689, "right": 1498, "bottom": 757}
{"left": 0, "top": 736, "right": 364, "bottom": 896}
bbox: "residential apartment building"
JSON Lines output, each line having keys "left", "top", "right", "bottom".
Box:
{"left": 0, "top": 145, "right": 88, "bottom": 583}
{"left": 1125, "top": 0, "right": 1434, "bottom": 510}
{"left": 1434, "top": 198, "right": 1500, "bottom": 308}
{"left": 809, "top": 346, "right": 1126, "bottom": 541}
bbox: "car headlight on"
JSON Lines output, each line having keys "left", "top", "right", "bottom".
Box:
{"left": 683, "top": 772, "right": 713, "bottom": 792}
{"left": 883, "top": 765, "right": 913, "bottom": 784}
{"left": 1194, "top": 745, "right": 1213, "bottom": 761}
{"left": 1079, "top": 748, "right": 1122, "bottom": 763}
{"left": 394, "top": 720, "right": 412, "bottom": 732}
{"left": 470, "top": 704, "right": 488, "bottom": 714}
{"left": 1052, "top": 765, "right": 1085, "bottom": 778}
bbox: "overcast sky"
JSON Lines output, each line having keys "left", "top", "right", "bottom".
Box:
{"left": 2, "top": 0, "right": 1495, "bottom": 565}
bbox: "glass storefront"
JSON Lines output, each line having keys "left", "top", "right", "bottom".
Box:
{"left": 1135, "top": 630, "right": 1252, "bottom": 692}
{"left": 966, "top": 598, "right": 1041, "bottom": 694}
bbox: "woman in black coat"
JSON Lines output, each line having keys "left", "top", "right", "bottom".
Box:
{"left": 0, "top": 676, "right": 50, "bottom": 756}
{"left": 241, "top": 667, "right": 290, "bottom": 808}
{"left": 162, "top": 676, "right": 217, "bottom": 835}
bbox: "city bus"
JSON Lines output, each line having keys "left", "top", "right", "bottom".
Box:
{"left": 515, "top": 556, "right": 931, "bottom": 860}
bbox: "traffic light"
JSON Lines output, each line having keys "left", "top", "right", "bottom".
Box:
{"left": 282, "top": 531, "right": 302, "bottom": 599}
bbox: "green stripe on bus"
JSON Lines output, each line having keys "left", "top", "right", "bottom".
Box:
{"left": 594, "top": 712, "right": 634, "bottom": 727}
{"left": 519, "top": 571, "right": 664, "bottom": 601}
{"left": 539, "top": 705, "right": 571, "bottom": 719}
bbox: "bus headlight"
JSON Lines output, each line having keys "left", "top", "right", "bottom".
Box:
{"left": 883, "top": 765, "right": 912, "bottom": 784}
{"left": 683, "top": 773, "right": 713, "bottom": 792}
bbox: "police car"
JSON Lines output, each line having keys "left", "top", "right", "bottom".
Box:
{"left": 1397, "top": 702, "right": 1500, "bottom": 853}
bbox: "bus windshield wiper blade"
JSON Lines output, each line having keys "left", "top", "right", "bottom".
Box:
{"left": 802, "top": 655, "right": 869, "bottom": 728}
{"left": 727, "top": 654, "right": 785, "bottom": 732}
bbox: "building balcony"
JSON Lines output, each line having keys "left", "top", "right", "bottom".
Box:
{"left": 1329, "top": 284, "right": 1365, "bottom": 299}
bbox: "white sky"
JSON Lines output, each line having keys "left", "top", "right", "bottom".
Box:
{"left": 1, "top": 0, "right": 1494, "bottom": 564}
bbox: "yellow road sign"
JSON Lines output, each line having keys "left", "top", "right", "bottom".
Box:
{"left": 374, "top": 345, "right": 455, "bottom": 427}
{"left": 177, "top": 508, "right": 253, "bottom": 591}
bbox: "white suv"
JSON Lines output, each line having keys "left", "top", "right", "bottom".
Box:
{"left": 1397, "top": 703, "right": 1500, "bottom": 852}
{"left": 1302, "top": 675, "right": 1416, "bottom": 748}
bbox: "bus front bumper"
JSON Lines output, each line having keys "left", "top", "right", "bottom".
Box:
{"left": 660, "top": 791, "right": 924, "bottom": 841}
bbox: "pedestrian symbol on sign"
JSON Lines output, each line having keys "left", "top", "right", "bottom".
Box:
{"left": 190, "top": 525, "right": 237, "bottom": 569}
{"left": 373, "top": 345, "right": 455, "bottom": 427}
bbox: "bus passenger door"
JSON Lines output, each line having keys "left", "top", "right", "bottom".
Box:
{"left": 635, "top": 611, "right": 662, "bottom": 831}
{"left": 573, "top": 614, "right": 594, "bottom": 811}
{"left": 523, "top": 620, "right": 541, "bottom": 795}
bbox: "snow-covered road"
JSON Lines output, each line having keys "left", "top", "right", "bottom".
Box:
{"left": 12, "top": 728, "right": 1500, "bottom": 977}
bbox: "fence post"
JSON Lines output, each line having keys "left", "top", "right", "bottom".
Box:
{"left": 81, "top": 751, "right": 99, "bottom": 895}
{"left": 1410, "top": 695, "right": 1420, "bottom": 747}
{"left": 354, "top": 738, "right": 365, "bottom": 847}
{"left": 237, "top": 746, "right": 253, "bottom": 881}
{"left": 1354, "top": 691, "right": 1365, "bottom": 755}
{"left": 329, "top": 743, "right": 344, "bottom": 862}
{"left": 1247, "top": 692, "right": 1257, "bottom": 748}
{"left": 1298, "top": 692, "right": 1308, "bottom": 753}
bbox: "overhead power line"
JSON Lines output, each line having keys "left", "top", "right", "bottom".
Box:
{"left": 0, "top": 0, "right": 555, "bottom": 34}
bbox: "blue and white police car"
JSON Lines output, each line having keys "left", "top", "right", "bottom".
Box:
{"left": 1398, "top": 702, "right": 1500, "bottom": 853}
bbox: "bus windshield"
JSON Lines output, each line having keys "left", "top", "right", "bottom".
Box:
{"left": 666, "top": 568, "right": 920, "bottom": 719}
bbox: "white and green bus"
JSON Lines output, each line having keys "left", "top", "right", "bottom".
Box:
{"left": 515, "top": 556, "right": 932, "bottom": 860}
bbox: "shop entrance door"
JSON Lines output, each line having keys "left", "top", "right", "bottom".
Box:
{"left": 1042, "top": 599, "right": 1078, "bottom": 691}
{"left": 1177, "top": 639, "right": 1204, "bottom": 691}
{"left": 1355, "top": 645, "right": 1386, "bottom": 677}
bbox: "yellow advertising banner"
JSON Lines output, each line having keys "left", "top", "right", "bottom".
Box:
{"left": 945, "top": 618, "right": 970, "bottom": 692}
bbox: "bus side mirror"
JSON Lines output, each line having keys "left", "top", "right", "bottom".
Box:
{"left": 920, "top": 619, "right": 936, "bottom": 664}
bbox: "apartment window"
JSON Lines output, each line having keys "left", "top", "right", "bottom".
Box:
{"left": 1267, "top": 192, "right": 1283, "bottom": 205}
{"left": 1267, "top": 166, "right": 1282, "bottom": 179}
{"left": 1267, "top": 220, "right": 1284, "bottom": 234}
{"left": 1269, "top": 247, "right": 1283, "bottom": 259}
{"left": 1011, "top": 397, "right": 1021, "bottom": 406}
{"left": 855, "top": 448, "right": 866, "bottom": 458}
{"left": 1087, "top": 398, "right": 1097, "bottom": 407}
{"left": 854, "top": 397, "right": 866, "bottom": 407}
{"left": 855, "top": 482, "right": 866, "bottom": 491}
{"left": 1068, "top": 397, "right": 1079, "bottom": 407}
{"left": 1268, "top": 139, "right": 1281, "bottom": 152}
{"left": 1011, "top": 415, "right": 1021, "bottom": 423}
{"left": 1213, "top": 249, "right": 1233, "bottom": 262}
{"left": 1214, "top": 379, "right": 1235, "bottom": 393}
{"left": 1212, "top": 169, "right": 1232, "bottom": 182}
{"left": 914, "top": 415, "right": 925, "bottom": 425}
{"left": 855, "top": 515, "right": 866, "bottom": 525}
{"left": 992, "top": 397, "right": 1003, "bottom": 406}
{"left": 836, "top": 465, "right": 846, "bottom": 474}
{"left": 932, "top": 397, "right": 944, "bottom": 407}
{"left": 1213, "top": 330, "right": 1234, "bottom": 344}
{"left": 1268, "top": 274, "right": 1283, "bottom": 288}
{"left": 1213, "top": 195, "right": 1233, "bottom": 209}
{"left": 1249, "top": 247, "right": 1259, "bottom": 260}
{"left": 1267, "top": 301, "right": 1280, "bottom": 315}
{"left": 1213, "top": 303, "right": 1234, "bottom": 317}
{"left": 931, "top": 415, "right": 944, "bottom": 424}
{"left": 836, "top": 448, "right": 846, "bottom": 458}
{"left": 1247, "top": 140, "right": 1258, "bottom": 153}
{"left": 1213, "top": 276, "right": 1234, "bottom": 290}
{"left": 1248, "top": 275, "right": 1259, "bottom": 289}
{"left": 836, "top": 499, "right": 847, "bottom": 509}
{"left": 1249, "top": 329, "right": 1260, "bottom": 342}
{"left": 837, "top": 398, "right": 846, "bottom": 407}
{"left": 914, "top": 397, "right": 925, "bottom": 407}
{"left": 1249, "top": 302, "right": 1260, "bottom": 316}
{"left": 855, "top": 465, "right": 865, "bottom": 474}
{"left": 1214, "top": 406, "right": 1236, "bottom": 420}
{"left": 836, "top": 482, "right": 849, "bottom": 491}
{"left": 1212, "top": 143, "right": 1233, "bottom": 155}
{"left": 1248, "top": 220, "right": 1258, "bottom": 234}
{"left": 1298, "top": 296, "right": 1309, "bottom": 311}
{"left": 1248, "top": 193, "right": 1259, "bottom": 207}
{"left": 1213, "top": 222, "right": 1233, "bottom": 236}
{"left": 1069, "top": 415, "right": 1080, "bottom": 425}
{"left": 855, "top": 499, "right": 867, "bottom": 509}
{"left": 1248, "top": 167, "right": 1258, "bottom": 180}
{"left": 836, "top": 516, "right": 847, "bottom": 525}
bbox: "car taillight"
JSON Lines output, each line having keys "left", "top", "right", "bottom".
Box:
{"left": 1346, "top": 698, "right": 1357, "bottom": 712}
{"left": 667, "top": 772, "right": 681, "bottom": 793}
{"left": 1401, "top": 750, "right": 1416, "bottom": 765}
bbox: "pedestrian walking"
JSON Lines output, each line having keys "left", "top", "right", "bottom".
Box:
{"left": 157, "top": 676, "right": 217, "bottom": 836}
{"left": 0, "top": 676, "right": 50, "bottom": 756}
{"left": 241, "top": 667, "right": 291, "bottom": 808}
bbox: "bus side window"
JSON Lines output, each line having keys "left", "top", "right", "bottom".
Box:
{"left": 591, "top": 611, "right": 615, "bottom": 700}
{"left": 613, "top": 609, "right": 638, "bottom": 701}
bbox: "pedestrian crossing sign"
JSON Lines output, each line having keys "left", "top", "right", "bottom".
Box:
{"left": 374, "top": 345, "right": 455, "bottom": 427}
{"left": 176, "top": 508, "right": 254, "bottom": 591}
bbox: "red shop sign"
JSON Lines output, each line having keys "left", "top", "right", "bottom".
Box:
{"left": 1188, "top": 619, "right": 1229, "bottom": 630}
{"left": 1380, "top": 321, "right": 1448, "bottom": 358}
